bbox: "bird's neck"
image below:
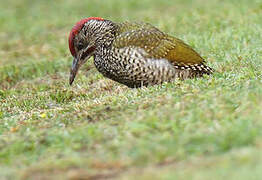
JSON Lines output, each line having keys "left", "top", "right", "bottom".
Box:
{"left": 94, "top": 20, "right": 118, "bottom": 49}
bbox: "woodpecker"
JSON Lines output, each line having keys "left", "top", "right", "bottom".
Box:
{"left": 68, "top": 17, "right": 213, "bottom": 88}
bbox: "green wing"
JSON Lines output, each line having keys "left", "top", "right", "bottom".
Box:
{"left": 114, "top": 22, "right": 204, "bottom": 65}
{"left": 116, "top": 22, "right": 160, "bottom": 34}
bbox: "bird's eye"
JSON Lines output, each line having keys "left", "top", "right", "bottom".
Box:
{"left": 77, "top": 43, "right": 84, "bottom": 50}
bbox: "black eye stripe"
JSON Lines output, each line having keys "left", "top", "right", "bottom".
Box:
{"left": 80, "top": 46, "right": 95, "bottom": 60}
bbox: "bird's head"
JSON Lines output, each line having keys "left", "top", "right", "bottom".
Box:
{"left": 68, "top": 17, "right": 115, "bottom": 85}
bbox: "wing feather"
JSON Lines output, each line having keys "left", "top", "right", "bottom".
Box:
{"left": 114, "top": 22, "right": 205, "bottom": 66}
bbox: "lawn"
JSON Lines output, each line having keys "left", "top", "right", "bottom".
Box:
{"left": 0, "top": 0, "right": 262, "bottom": 179}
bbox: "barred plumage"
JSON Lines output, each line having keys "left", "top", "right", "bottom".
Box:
{"left": 68, "top": 17, "right": 213, "bottom": 88}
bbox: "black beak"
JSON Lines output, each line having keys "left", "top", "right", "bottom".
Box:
{"left": 69, "top": 45, "right": 95, "bottom": 85}
{"left": 69, "top": 57, "right": 79, "bottom": 85}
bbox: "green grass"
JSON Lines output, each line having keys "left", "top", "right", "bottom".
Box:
{"left": 0, "top": 0, "right": 262, "bottom": 179}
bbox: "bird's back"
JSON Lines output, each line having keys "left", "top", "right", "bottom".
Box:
{"left": 114, "top": 22, "right": 212, "bottom": 73}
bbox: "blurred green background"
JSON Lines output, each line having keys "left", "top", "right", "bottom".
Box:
{"left": 0, "top": 0, "right": 262, "bottom": 179}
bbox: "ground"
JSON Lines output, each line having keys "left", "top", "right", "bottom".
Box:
{"left": 0, "top": 0, "right": 262, "bottom": 179}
